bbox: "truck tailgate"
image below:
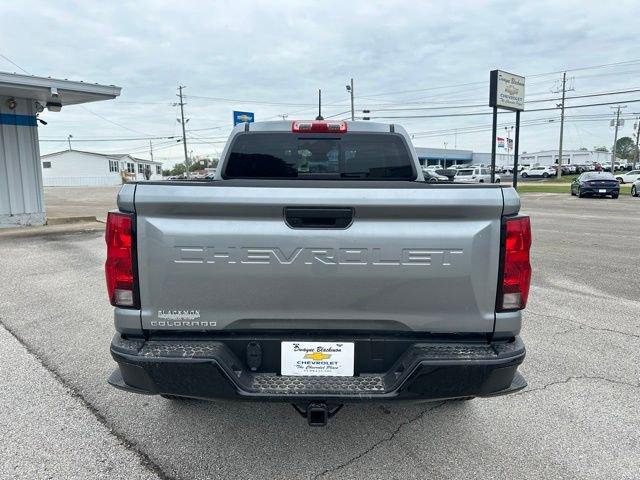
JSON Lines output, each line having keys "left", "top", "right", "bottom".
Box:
{"left": 132, "top": 183, "right": 505, "bottom": 334}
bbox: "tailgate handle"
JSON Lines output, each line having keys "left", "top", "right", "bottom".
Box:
{"left": 284, "top": 207, "right": 353, "bottom": 229}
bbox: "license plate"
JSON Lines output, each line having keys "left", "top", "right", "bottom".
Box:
{"left": 598, "top": 189, "right": 607, "bottom": 193}
{"left": 281, "top": 341, "right": 354, "bottom": 376}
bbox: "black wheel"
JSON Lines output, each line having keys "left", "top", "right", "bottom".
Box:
{"left": 632, "top": 185, "right": 638, "bottom": 197}
{"left": 578, "top": 188, "right": 585, "bottom": 198}
{"left": 571, "top": 188, "right": 576, "bottom": 196}
{"left": 428, "top": 177, "right": 437, "bottom": 183}
{"left": 611, "top": 193, "right": 619, "bottom": 199}
{"left": 521, "top": 172, "right": 528, "bottom": 178}
{"left": 542, "top": 172, "right": 549, "bottom": 178}
{"left": 616, "top": 177, "right": 624, "bottom": 183}
{"left": 495, "top": 178, "right": 500, "bottom": 183}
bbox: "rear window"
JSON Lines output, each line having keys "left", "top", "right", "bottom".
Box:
{"left": 457, "top": 169, "right": 473, "bottom": 176}
{"left": 581, "top": 172, "right": 615, "bottom": 181}
{"left": 223, "top": 133, "right": 415, "bottom": 180}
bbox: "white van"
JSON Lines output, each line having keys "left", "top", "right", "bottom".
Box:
{"left": 454, "top": 167, "right": 498, "bottom": 183}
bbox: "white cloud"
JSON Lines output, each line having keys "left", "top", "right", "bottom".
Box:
{"left": 2, "top": 0, "right": 639, "bottom": 165}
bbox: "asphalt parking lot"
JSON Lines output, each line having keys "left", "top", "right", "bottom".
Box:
{"left": 1, "top": 191, "right": 639, "bottom": 479}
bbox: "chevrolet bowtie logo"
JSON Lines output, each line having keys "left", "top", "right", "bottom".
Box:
{"left": 304, "top": 352, "right": 332, "bottom": 361}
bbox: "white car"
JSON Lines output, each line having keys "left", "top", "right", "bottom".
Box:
{"left": 615, "top": 170, "right": 640, "bottom": 184}
{"left": 632, "top": 178, "right": 640, "bottom": 197}
{"left": 454, "top": 167, "right": 499, "bottom": 183}
{"left": 520, "top": 166, "right": 556, "bottom": 178}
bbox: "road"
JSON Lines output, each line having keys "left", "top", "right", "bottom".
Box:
{"left": 0, "top": 193, "right": 638, "bottom": 479}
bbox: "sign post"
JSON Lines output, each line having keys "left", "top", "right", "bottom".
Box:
{"left": 489, "top": 70, "right": 525, "bottom": 187}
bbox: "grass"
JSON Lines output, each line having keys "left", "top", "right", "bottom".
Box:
{"left": 516, "top": 183, "right": 632, "bottom": 194}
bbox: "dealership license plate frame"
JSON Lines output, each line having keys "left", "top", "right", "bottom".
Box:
{"left": 281, "top": 341, "right": 355, "bottom": 376}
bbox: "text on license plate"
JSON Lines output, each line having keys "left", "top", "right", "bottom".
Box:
{"left": 281, "top": 341, "right": 354, "bottom": 376}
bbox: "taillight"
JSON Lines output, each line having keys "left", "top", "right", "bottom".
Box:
{"left": 498, "top": 216, "right": 531, "bottom": 311}
{"left": 292, "top": 120, "right": 347, "bottom": 133}
{"left": 105, "top": 211, "right": 137, "bottom": 308}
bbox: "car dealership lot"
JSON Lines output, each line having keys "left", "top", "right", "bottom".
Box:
{"left": 0, "top": 193, "right": 638, "bottom": 480}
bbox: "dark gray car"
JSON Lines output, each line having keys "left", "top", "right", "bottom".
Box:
{"left": 571, "top": 172, "right": 620, "bottom": 198}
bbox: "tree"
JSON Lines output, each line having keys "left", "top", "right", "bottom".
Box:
{"left": 579, "top": 147, "right": 588, "bottom": 151}
{"left": 615, "top": 136, "right": 636, "bottom": 160}
{"left": 169, "top": 163, "right": 186, "bottom": 176}
{"left": 594, "top": 146, "right": 608, "bottom": 152}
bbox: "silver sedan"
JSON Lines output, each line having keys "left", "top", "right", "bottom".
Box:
{"left": 632, "top": 178, "right": 640, "bottom": 197}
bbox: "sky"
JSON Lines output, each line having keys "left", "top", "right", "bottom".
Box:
{"left": 2, "top": 0, "right": 640, "bottom": 168}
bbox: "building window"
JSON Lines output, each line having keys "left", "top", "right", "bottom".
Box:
{"left": 127, "top": 162, "right": 134, "bottom": 173}
{"left": 109, "top": 160, "right": 119, "bottom": 172}
{"left": 138, "top": 164, "right": 145, "bottom": 173}
{"left": 42, "top": 161, "right": 52, "bottom": 169}
{"left": 156, "top": 165, "right": 162, "bottom": 174}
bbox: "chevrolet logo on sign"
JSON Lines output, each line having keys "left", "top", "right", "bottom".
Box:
{"left": 304, "top": 352, "right": 332, "bottom": 361}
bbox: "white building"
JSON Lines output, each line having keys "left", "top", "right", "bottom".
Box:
{"left": 518, "top": 150, "right": 614, "bottom": 167}
{"left": 40, "top": 149, "right": 163, "bottom": 186}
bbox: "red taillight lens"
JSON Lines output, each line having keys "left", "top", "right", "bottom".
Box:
{"left": 105, "top": 211, "right": 137, "bottom": 308}
{"left": 498, "top": 216, "right": 531, "bottom": 311}
{"left": 292, "top": 120, "right": 347, "bottom": 133}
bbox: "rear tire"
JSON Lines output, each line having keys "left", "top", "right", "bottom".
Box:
{"left": 616, "top": 177, "right": 624, "bottom": 183}
{"left": 542, "top": 172, "right": 549, "bottom": 178}
{"left": 495, "top": 178, "right": 500, "bottom": 183}
{"left": 521, "top": 172, "right": 528, "bottom": 178}
{"left": 632, "top": 185, "right": 638, "bottom": 197}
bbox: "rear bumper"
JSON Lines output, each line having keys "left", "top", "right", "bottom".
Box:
{"left": 109, "top": 334, "right": 526, "bottom": 401}
{"left": 581, "top": 187, "right": 619, "bottom": 195}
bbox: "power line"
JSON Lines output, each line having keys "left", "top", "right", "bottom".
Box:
{"left": 368, "top": 97, "right": 640, "bottom": 119}
{"left": 0, "top": 53, "right": 31, "bottom": 74}
{"left": 361, "top": 59, "right": 640, "bottom": 99}
{"left": 366, "top": 87, "right": 640, "bottom": 112}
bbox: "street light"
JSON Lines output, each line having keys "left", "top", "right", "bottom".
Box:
{"left": 346, "top": 78, "right": 354, "bottom": 121}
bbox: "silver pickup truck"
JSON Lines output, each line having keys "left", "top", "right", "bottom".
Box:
{"left": 107, "top": 120, "right": 530, "bottom": 426}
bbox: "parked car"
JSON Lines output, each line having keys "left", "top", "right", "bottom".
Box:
{"left": 106, "top": 119, "right": 529, "bottom": 425}
{"left": 615, "top": 170, "right": 640, "bottom": 184}
{"left": 434, "top": 168, "right": 457, "bottom": 181}
{"left": 520, "top": 166, "right": 556, "bottom": 178}
{"left": 503, "top": 165, "right": 525, "bottom": 174}
{"left": 631, "top": 178, "right": 640, "bottom": 197}
{"left": 570, "top": 172, "right": 620, "bottom": 198}
{"left": 454, "top": 167, "right": 499, "bottom": 183}
{"left": 422, "top": 169, "right": 449, "bottom": 182}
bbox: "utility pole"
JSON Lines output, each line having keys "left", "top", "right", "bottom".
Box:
{"left": 610, "top": 105, "right": 627, "bottom": 173}
{"left": 634, "top": 116, "right": 640, "bottom": 170}
{"left": 149, "top": 140, "right": 154, "bottom": 162}
{"left": 67, "top": 134, "right": 73, "bottom": 151}
{"left": 177, "top": 85, "right": 190, "bottom": 179}
{"left": 556, "top": 72, "right": 567, "bottom": 178}
{"left": 346, "top": 78, "right": 354, "bottom": 121}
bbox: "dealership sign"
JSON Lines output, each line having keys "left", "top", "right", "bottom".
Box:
{"left": 489, "top": 70, "right": 525, "bottom": 111}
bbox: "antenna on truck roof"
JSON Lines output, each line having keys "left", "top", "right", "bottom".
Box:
{"left": 315, "top": 89, "right": 324, "bottom": 120}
